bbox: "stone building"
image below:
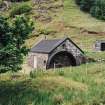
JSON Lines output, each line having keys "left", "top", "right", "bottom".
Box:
{"left": 94, "top": 40, "right": 105, "bottom": 51}
{"left": 28, "top": 37, "right": 86, "bottom": 69}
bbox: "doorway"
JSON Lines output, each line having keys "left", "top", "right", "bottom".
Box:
{"left": 101, "top": 43, "right": 105, "bottom": 51}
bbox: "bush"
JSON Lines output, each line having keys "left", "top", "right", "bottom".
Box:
{"left": 90, "top": 0, "right": 105, "bottom": 20}
{"left": 75, "top": 0, "right": 82, "bottom": 5}
{"left": 58, "top": 70, "right": 64, "bottom": 76}
{"left": 75, "top": 0, "right": 105, "bottom": 21}
{"left": 0, "top": 0, "right": 2, "bottom": 5}
{"left": 90, "top": 6, "right": 101, "bottom": 19}
{"left": 30, "top": 70, "right": 37, "bottom": 78}
{"left": 80, "top": 0, "right": 95, "bottom": 12}
{"left": 10, "top": 4, "right": 32, "bottom": 17}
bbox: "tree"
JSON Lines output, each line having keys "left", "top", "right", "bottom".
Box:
{"left": 90, "top": 0, "right": 105, "bottom": 20}
{"left": 0, "top": 15, "right": 34, "bottom": 73}
{"left": 80, "top": 0, "right": 95, "bottom": 12}
{"left": 10, "top": 4, "right": 32, "bottom": 17}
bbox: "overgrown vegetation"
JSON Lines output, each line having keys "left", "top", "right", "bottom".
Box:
{"left": 0, "top": 63, "right": 105, "bottom": 105}
{"left": 10, "top": 4, "right": 32, "bottom": 17}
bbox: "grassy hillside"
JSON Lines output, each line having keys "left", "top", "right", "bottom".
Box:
{"left": 63, "top": 0, "right": 105, "bottom": 51}
{"left": 1, "top": 0, "right": 105, "bottom": 51}
{"left": 1, "top": 0, "right": 105, "bottom": 105}
{"left": 0, "top": 63, "right": 105, "bottom": 105}
{"left": 26, "top": 0, "right": 105, "bottom": 51}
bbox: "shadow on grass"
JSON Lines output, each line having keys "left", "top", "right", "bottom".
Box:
{"left": 0, "top": 79, "right": 52, "bottom": 105}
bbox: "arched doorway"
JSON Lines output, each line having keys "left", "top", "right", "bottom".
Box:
{"left": 47, "top": 51, "right": 76, "bottom": 69}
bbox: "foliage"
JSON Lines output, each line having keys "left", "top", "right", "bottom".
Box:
{"left": 0, "top": 0, "right": 2, "bottom": 5}
{"left": 75, "top": 0, "right": 105, "bottom": 20}
{"left": 10, "top": 4, "right": 32, "bottom": 17}
{"left": 75, "top": 0, "right": 82, "bottom": 5}
{"left": 52, "top": 94, "right": 64, "bottom": 105}
{"left": 0, "top": 15, "right": 34, "bottom": 73}
{"left": 80, "top": 0, "right": 95, "bottom": 12}
{"left": 90, "top": 0, "right": 105, "bottom": 20}
{"left": 58, "top": 70, "right": 64, "bottom": 76}
{"left": 30, "top": 70, "right": 37, "bottom": 78}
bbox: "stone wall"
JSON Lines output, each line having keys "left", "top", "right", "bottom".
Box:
{"left": 28, "top": 53, "right": 34, "bottom": 68}
{"left": 94, "top": 41, "right": 101, "bottom": 51}
{"left": 50, "top": 39, "right": 85, "bottom": 65}
{"left": 28, "top": 52, "right": 48, "bottom": 69}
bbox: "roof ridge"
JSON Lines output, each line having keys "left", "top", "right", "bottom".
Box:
{"left": 49, "top": 38, "right": 67, "bottom": 52}
{"left": 30, "top": 37, "right": 84, "bottom": 54}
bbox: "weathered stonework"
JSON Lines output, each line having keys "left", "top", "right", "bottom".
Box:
{"left": 49, "top": 39, "right": 85, "bottom": 65}
{"left": 28, "top": 38, "right": 86, "bottom": 69}
{"left": 28, "top": 52, "right": 48, "bottom": 69}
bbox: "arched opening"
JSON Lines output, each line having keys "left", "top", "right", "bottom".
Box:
{"left": 47, "top": 51, "right": 76, "bottom": 69}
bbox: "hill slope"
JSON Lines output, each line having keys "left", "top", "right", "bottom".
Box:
{"left": 1, "top": 0, "right": 105, "bottom": 51}
{"left": 23, "top": 0, "right": 105, "bottom": 52}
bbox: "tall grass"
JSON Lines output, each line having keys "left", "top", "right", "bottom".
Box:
{"left": 0, "top": 62, "right": 105, "bottom": 105}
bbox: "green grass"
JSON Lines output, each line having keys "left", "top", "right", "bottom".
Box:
{"left": 86, "top": 51, "right": 105, "bottom": 60}
{"left": 0, "top": 63, "right": 105, "bottom": 105}
{"left": 62, "top": 0, "right": 105, "bottom": 51}
{"left": 63, "top": 0, "right": 105, "bottom": 29}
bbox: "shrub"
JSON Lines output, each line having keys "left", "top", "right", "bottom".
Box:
{"left": 30, "top": 70, "right": 37, "bottom": 78}
{"left": 80, "top": 0, "right": 95, "bottom": 12}
{"left": 0, "top": 0, "right": 2, "bottom": 5}
{"left": 58, "top": 70, "right": 64, "bottom": 76}
{"left": 90, "top": 6, "right": 101, "bottom": 19}
{"left": 75, "top": 0, "right": 82, "bottom": 5}
{"left": 75, "top": 0, "right": 105, "bottom": 21}
{"left": 90, "top": 0, "right": 105, "bottom": 20}
{"left": 10, "top": 4, "right": 32, "bottom": 17}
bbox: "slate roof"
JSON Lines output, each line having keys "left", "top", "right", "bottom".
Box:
{"left": 30, "top": 37, "right": 84, "bottom": 54}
